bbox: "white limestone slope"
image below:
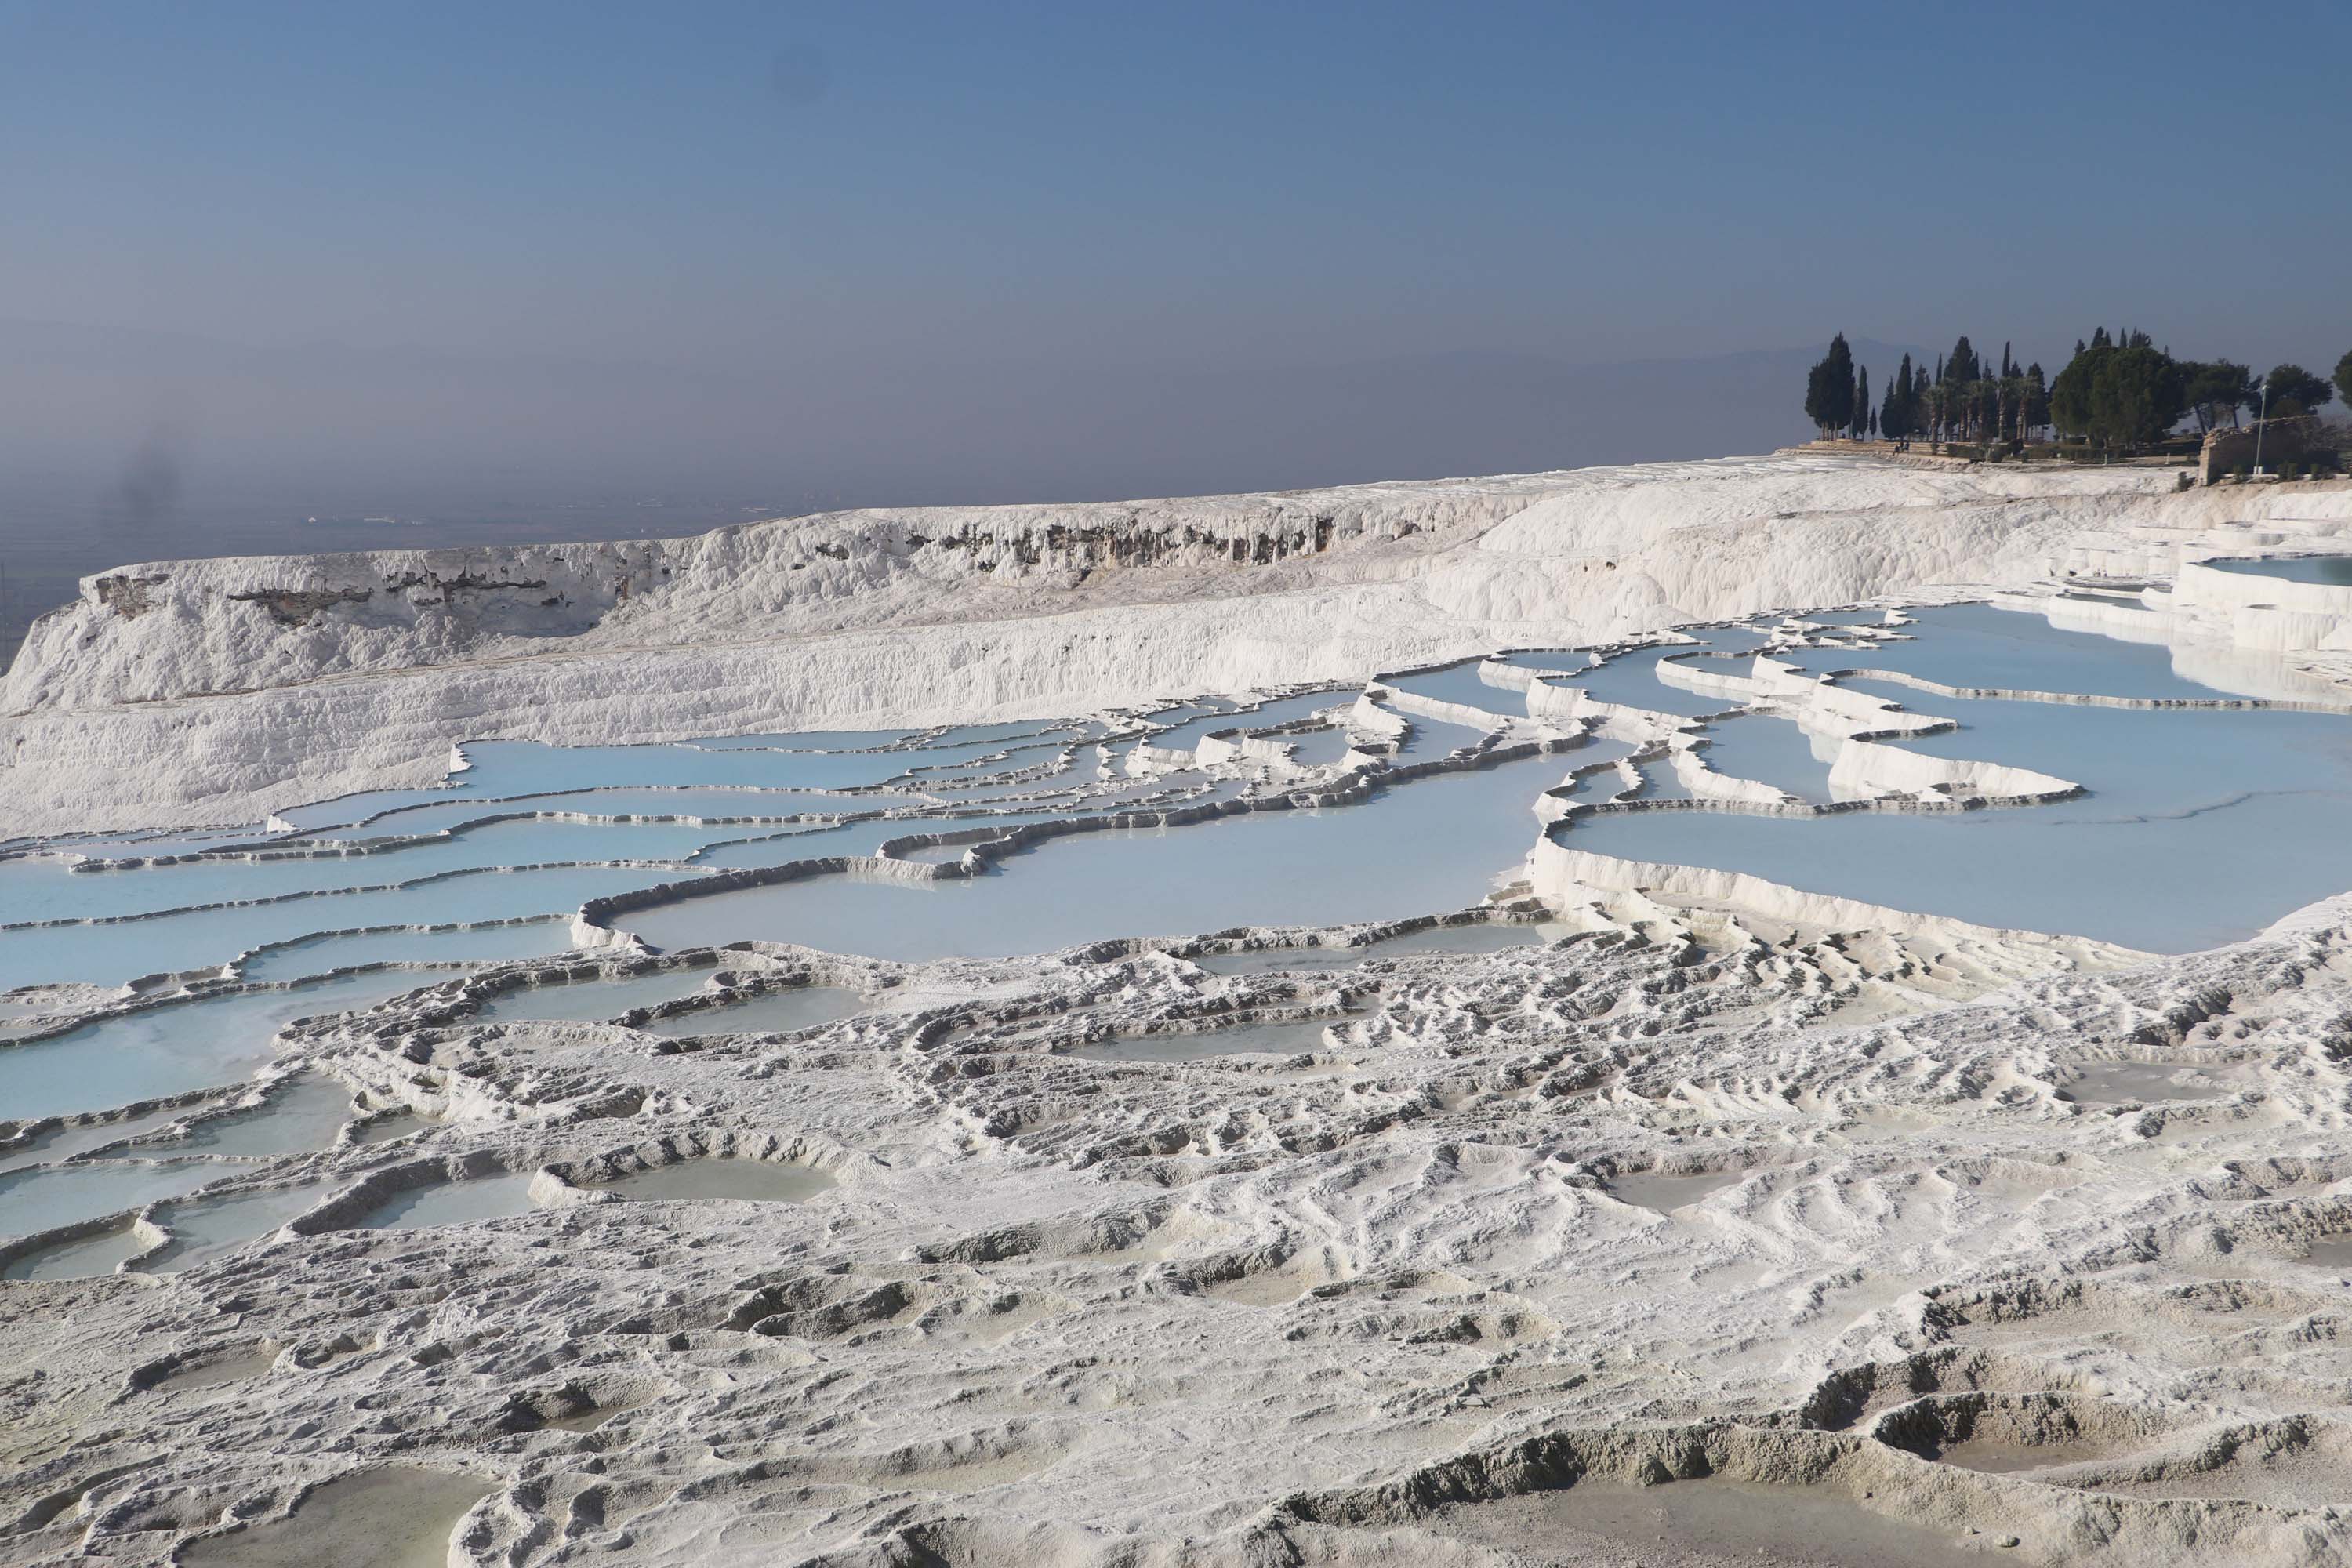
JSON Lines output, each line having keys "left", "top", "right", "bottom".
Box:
{"left": 18, "top": 456, "right": 2352, "bottom": 1568}
{"left": 2, "top": 453, "right": 2293, "bottom": 836}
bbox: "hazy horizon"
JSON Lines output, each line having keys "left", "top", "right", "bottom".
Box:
{"left": 5, "top": 1, "right": 2348, "bottom": 655}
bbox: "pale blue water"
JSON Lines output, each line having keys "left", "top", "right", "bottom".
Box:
{"left": 273, "top": 787, "right": 468, "bottom": 833}
{"left": 1378, "top": 660, "right": 1525, "bottom": 715}
{"left": 641, "top": 985, "right": 869, "bottom": 1036}
{"left": 2, "top": 1224, "right": 149, "bottom": 1280}
{"left": 312, "top": 789, "right": 888, "bottom": 839}
{"left": 895, "top": 740, "right": 1069, "bottom": 781}
{"left": 150, "top": 1178, "right": 338, "bottom": 1272}
{"left": 1145, "top": 691, "right": 1348, "bottom": 751}
{"left": 238, "top": 918, "right": 575, "bottom": 980}
{"left": 1495, "top": 649, "right": 1592, "bottom": 673}
{"left": 1188, "top": 921, "right": 1570, "bottom": 974}
{"left": 2209, "top": 556, "right": 2352, "bottom": 586}
{"left": 0, "top": 1106, "right": 189, "bottom": 1175}
{"left": 683, "top": 822, "right": 886, "bottom": 869}
{"left": 468, "top": 967, "right": 717, "bottom": 1025}
{"left": 0, "top": 865, "right": 700, "bottom": 989}
{"left": 1549, "top": 648, "right": 1740, "bottom": 717}
{"left": 356, "top": 1172, "right": 539, "bottom": 1229}
{"left": 1683, "top": 626, "right": 1775, "bottom": 655}
{"left": 1635, "top": 757, "right": 1693, "bottom": 800}
{"left": 1394, "top": 710, "right": 1491, "bottom": 757}
{"left": 144, "top": 1073, "right": 354, "bottom": 1157}
{"left": 622, "top": 751, "right": 1566, "bottom": 961}
{"left": 1279, "top": 725, "right": 1357, "bottom": 766}
{"left": 902, "top": 720, "right": 1080, "bottom": 749}
{"left": 0, "top": 1158, "right": 223, "bottom": 1239}
{"left": 15, "top": 604, "right": 2352, "bottom": 1018}
{"left": 1778, "top": 601, "right": 2227, "bottom": 700}
{"left": 1563, "top": 682, "right": 2352, "bottom": 952}
{"left": 688, "top": 809, "right": 1083, "bottom": 871}
{"left": 0, "top": 971, "right": 456, "bottom": 1121}
{"left": 2, "top": 819, "right": 722, "bottom": 925}
{"left": 453, "top": 739, "right": 918, "bottom": 797}
{"left": 1693, "top": 715, "right": 1842, "bottom": 800}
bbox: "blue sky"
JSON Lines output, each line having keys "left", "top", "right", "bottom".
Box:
{"left": 2, "top": 1, "right": 2348, "bottom": 511}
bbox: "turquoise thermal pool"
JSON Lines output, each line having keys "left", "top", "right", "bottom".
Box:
{"left": 8, "top": 593, "right": 2352, "bottom": 1163}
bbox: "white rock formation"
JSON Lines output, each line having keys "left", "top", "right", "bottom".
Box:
{"left": 11, "top": 455, "right": 2352, "bottom": 1568}
{"left": 17, "top": 454, "right": 2348, "bottom": 836}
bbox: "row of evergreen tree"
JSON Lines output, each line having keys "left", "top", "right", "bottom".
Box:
{"left": 1807, "top": 333, "right": 2048, "bottom": 445}
{"left": 1805, "top": 332, "right": 2352, "bottom": 454}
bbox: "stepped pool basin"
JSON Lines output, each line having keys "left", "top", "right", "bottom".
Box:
{"left": 7, "top": 594, "right": 2352, "bottom": 1141}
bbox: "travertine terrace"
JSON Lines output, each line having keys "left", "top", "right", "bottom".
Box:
{"left": 9, "top": 453, "right": 2352, "bottom": 1567}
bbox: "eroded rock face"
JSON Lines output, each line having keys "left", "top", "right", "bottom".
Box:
{"left": 227, "top": 586, "right": 376, "bottom": 626}
{"left": 91, "top": 572, "right": 168, "bottom": 619}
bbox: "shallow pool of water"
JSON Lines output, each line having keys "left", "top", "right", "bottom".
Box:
{"left": 1432, "top": 1478, "right": 1994, "bottom": 1568}
{"left": 1566, "top": 673, "right": 2352, "bottom": 952}
{"left": 239, "top": 919, "right": 573, "bottom": 981}
{"left": 640, "top": 985, "right": 869, "bottom": 1036}
{"left": 317, "top": 788, "right": 887, "bottom": 840}
{"left": 2066, "top": 1061, "right": 2232, "bottom": 1104}
{"left": 355, "top": 1172, "right": 540, "bottom": 1231}
{"left": 1789, "top": 601, "right": 2232, "bottom": 701}
{"left": 0, "top": 1158, "right": 223, "bottom": 1240}
{"left": 622, "top": 751, "right": 1569, "bottom": 962}
{"left": 2303, "top": 1234, "right": 2352, "bottom": 1267}
{"left": 1275, "top": 725, "right": 1358, "bottom": 767}
{"left": 1607, "top": 1168, "right": 1747, "bottom": 1213}
{"left": 593, "top": 1158, "right": 834, "bottom": 1203}
{"left": 1189, "top": 923, "right": 1569, "bottom": 975}
{"left": 2, "top": 1223, "right": 150, "bottom": 1280}
{"left": 1548, "top": 648, "right": 1740, "bottom": 718}
{"left": 467, "top": 967, "right": 717, "bottom": 1025}
{"left": 0, "top": 1105, "right": 191, "bottom": 1175}
{"left": 1145, "top": 691, "right": 1348, "bottom": 752}
{"left": 0, "top": 972, "right": 457, "bottom": 1122}
{"left": 452, "top": 739, "right": 930, "bottom": 797}
{"left": 1392, "top": 710, "right": 1490, "bottom": 757}
{"left": 1378, "top": 661, "right": 1525, "bottom": 716}
{"left": 154, "top": 1343, "right": 281, "bottom": 1392}
{"left": 1494, "top": 648, "right": 1592, "bottom": 674}
{"left": 180, "top": 1467, "right": 497, "bottom": 1568}
{"left": 151, "top": 1178, "right": 339, "bottom": 1272}
{"left": 2209, "top": 555, "right": 2352, "bottom": 586}
{"left": 1692, "top": 714, "right": 1844, "bottom": 800}
{"left": 0, "top": 865, "right": 702, "bottom": 990}
{"left": 146, "top": 1074, "right": 354, "bottom": 1157}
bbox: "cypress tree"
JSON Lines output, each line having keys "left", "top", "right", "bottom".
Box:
{"left": 1853, "top": 365, "right": 1871, "bottom": 438}
{"left": 1947, "top": 336, "right": 1978, "bottom": 386}
{"left": 1802, "top": 333, "right": 1857, "bottom": 438}
{"left": 1883, "top": 352, "right": 1915, "bottom": 440}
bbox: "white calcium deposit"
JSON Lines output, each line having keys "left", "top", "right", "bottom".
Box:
{"left": 9, "top": 454, "right": 2352, "bottom": 1568}
{"left": 15, "top": 452, "right": 2348, "bottom": 837}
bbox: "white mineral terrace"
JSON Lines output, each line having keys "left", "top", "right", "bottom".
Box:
{"left": 9, "top": 453, "right": 2352, "bottom": 1567}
